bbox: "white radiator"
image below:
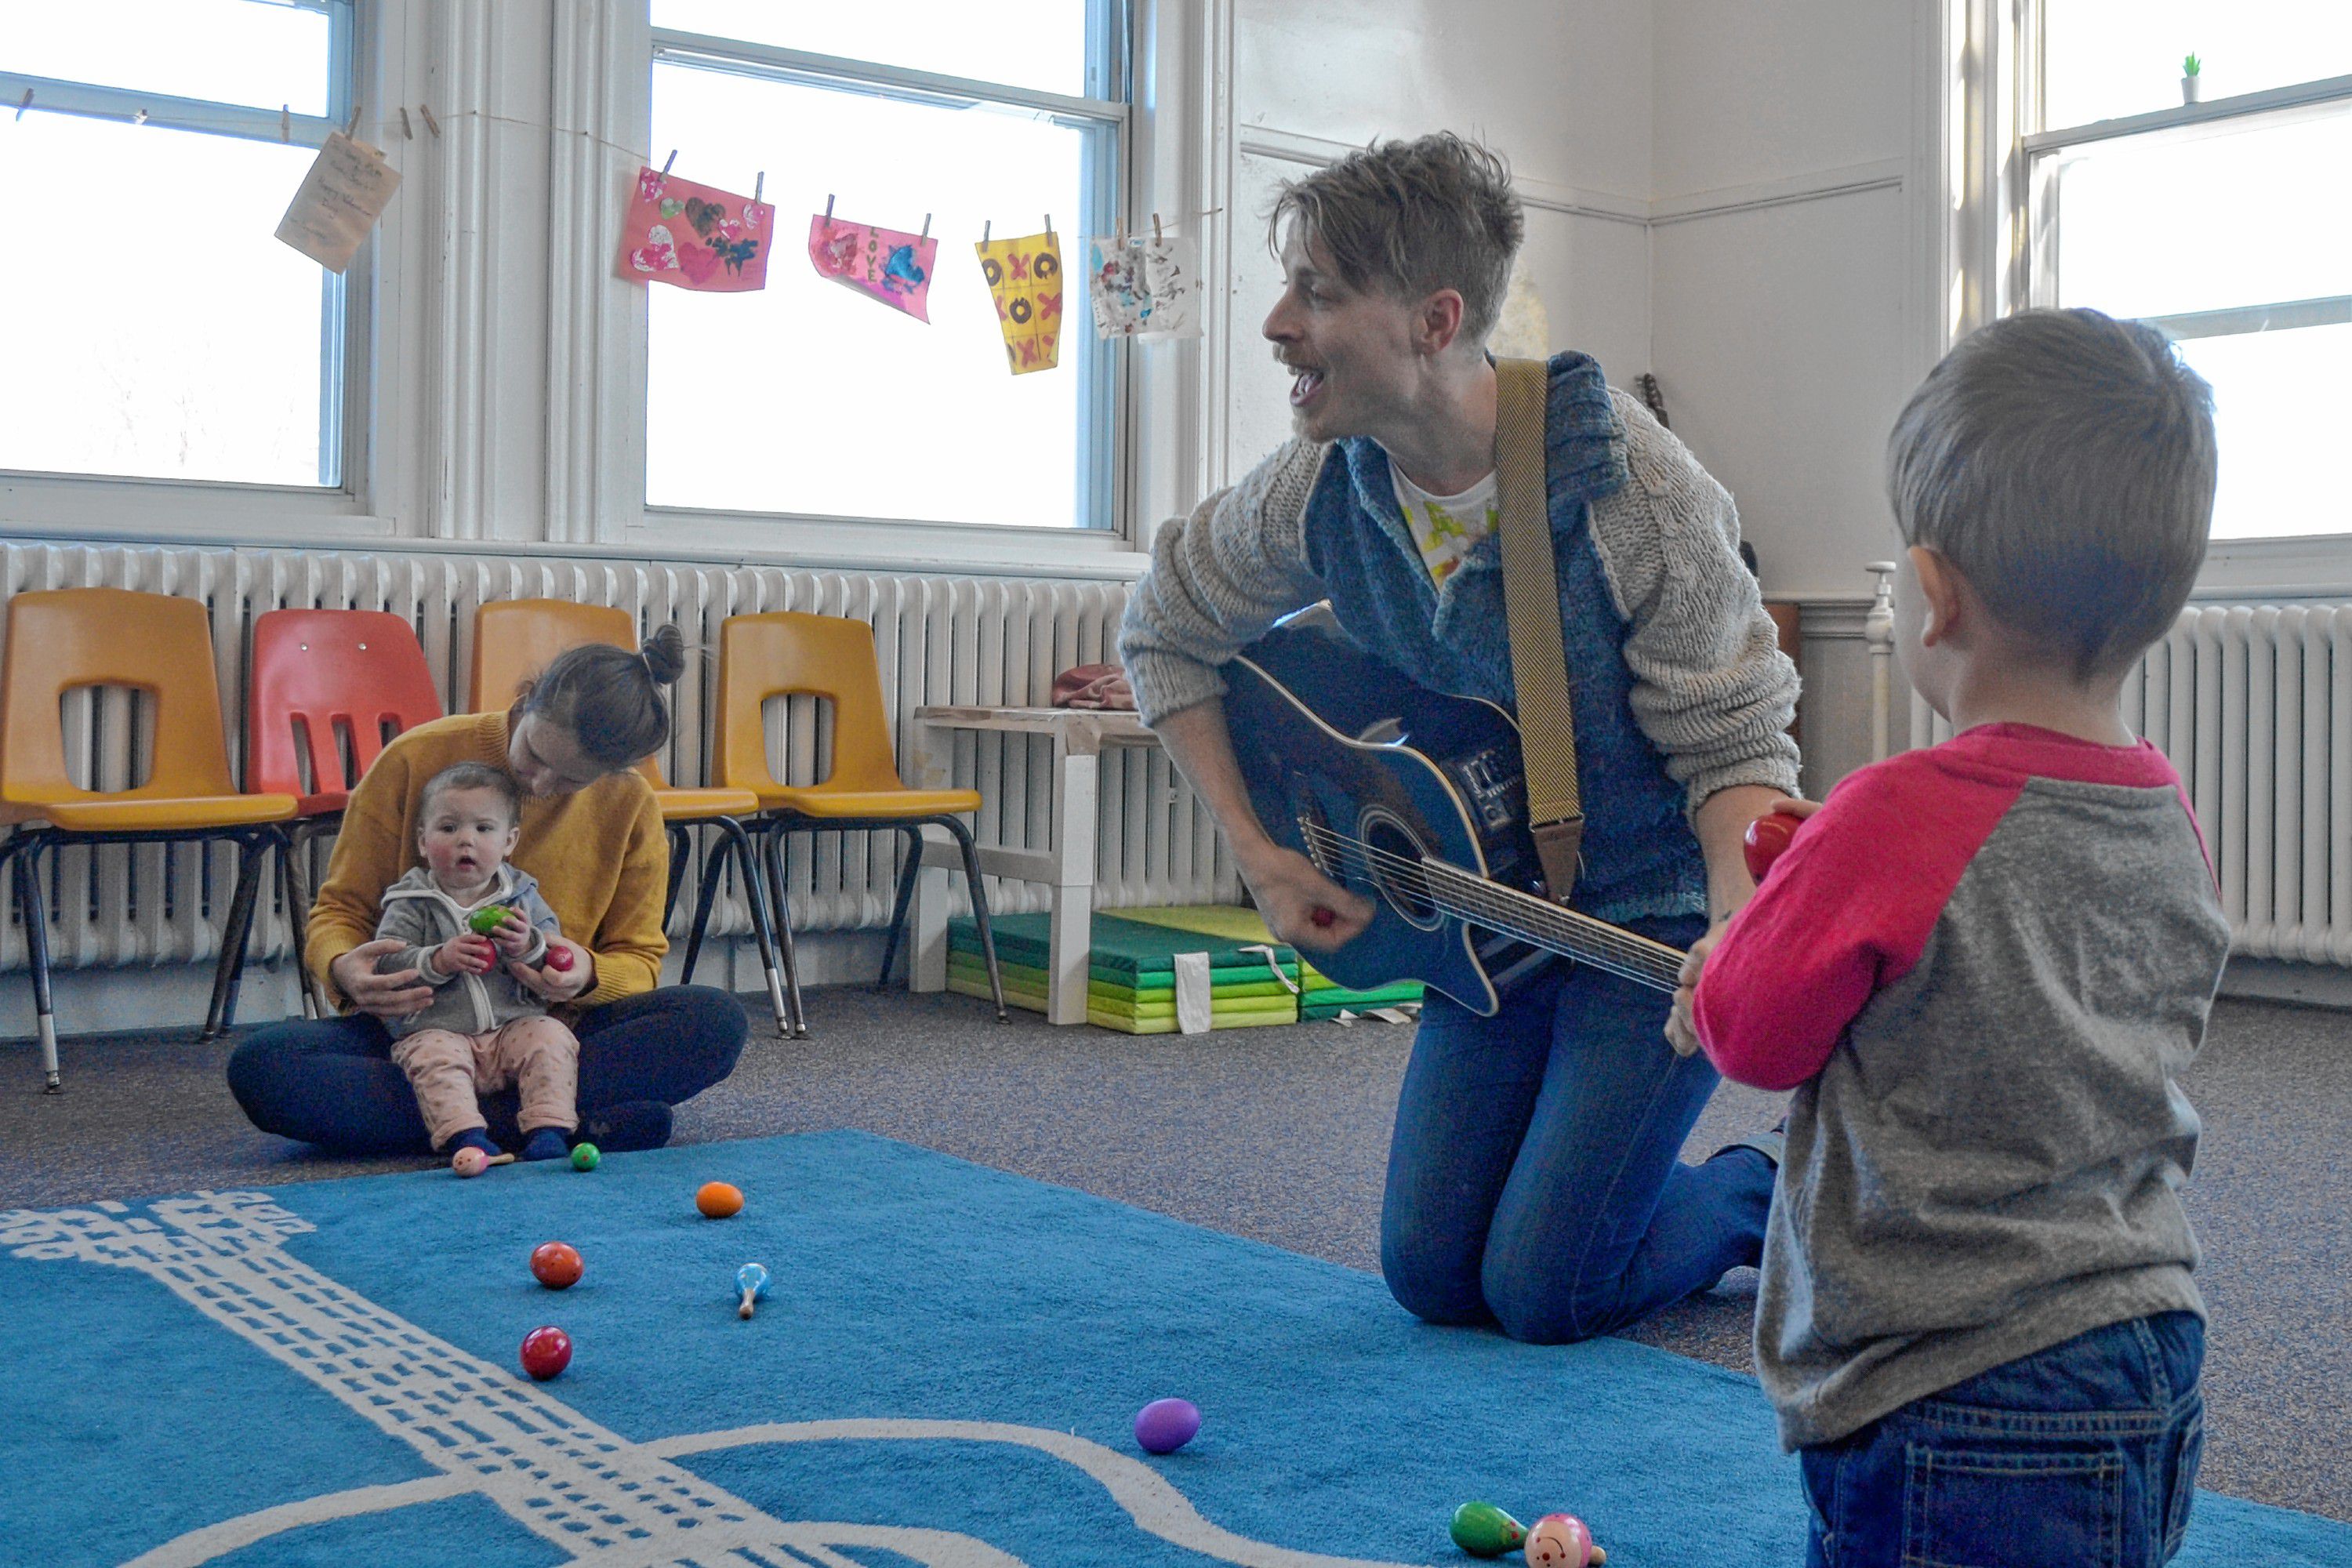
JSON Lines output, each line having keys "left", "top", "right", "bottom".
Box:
{"left": 1904, "top": 604, "right": 2352, "bottom": 964}
{"left": 0, "top": 539, "right": 1237, "bottom": 977}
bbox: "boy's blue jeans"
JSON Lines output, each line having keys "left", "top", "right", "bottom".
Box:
{"left": 1379, "top": 916, "right": 1776, "bottom": 1342}
{"left": 1801, "top": 1311, "right": 2205, "bottom": 1568}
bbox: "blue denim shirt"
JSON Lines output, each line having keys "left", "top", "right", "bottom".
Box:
{"left": 1300, "top": 353, "right": 1706, "bottom": 924}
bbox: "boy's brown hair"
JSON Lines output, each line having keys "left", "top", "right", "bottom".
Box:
{"left": 1887, "top": 307, "right": 2218, "bottom": 677}
{"left": 1269, "top": 132, "right": 1523, "bottom": 345}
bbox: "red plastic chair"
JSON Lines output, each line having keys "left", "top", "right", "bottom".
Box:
{"left": 241, "top": 608, "right": 444, "bottom": 1018}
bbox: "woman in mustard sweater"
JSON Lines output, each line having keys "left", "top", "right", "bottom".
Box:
{"left": 227, "top": 627, "right": 746, "bottom": 1154}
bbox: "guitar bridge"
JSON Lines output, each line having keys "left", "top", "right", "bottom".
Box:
{"left": 1292, "top": 775, "right": 1341, "bottom": 880}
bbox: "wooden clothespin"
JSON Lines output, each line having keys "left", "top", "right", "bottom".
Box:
{"left": 753, "top": 171, "right": 764, "bottom": 203}
{"left": 920, "top": 212, "right": 931, "bottom": 239}
{"left": 344, "top": 103, "right": 362, "bottom": 140}
{"left": 824, "top": 194, "right": 835, "bottom": 220}
{"left": 1044, "top": 213, "right": 1053, "bottom": 238}
{"left": 1152, "top": 212, "right": 1163, "bottom": 243}
{"left": 983, "top": 220, "right": 992, "bottom": 244}
{"left": 132, "top": 107, "right": 149, "bottom": 127}
{"left": 15, "top": 89, "right": 31, "bottom": 122}
{"left": 660, "top": 149, "right": 677, "bottom": 175}
{"left": 397, "top": 106, "right": 413, "bottom": 139}
{"left": 417, "top": 103, "right": 441, "bottom": 137}
{"left": 281, "top": 103, "right": 291, "bottom": 143}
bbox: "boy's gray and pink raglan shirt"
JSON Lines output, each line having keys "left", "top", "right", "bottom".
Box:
{"left": 1695, "top": 724, "right": 2232, "bottom": 1450}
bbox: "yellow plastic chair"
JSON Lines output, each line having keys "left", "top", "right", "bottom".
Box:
{"left": 470, "top": 600, "right": 795, "bottom": 1036}
{"left": 0, "top": 589, "right": 299, "bottom": 1091}
{"left": 706, "top": 611, "right": 1005, "bottom": 1025}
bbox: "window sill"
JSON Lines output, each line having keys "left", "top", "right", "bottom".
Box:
{"left": 2195, "top": 534, "right": 2352, "bottom": 600}
{"left": 631, "top": 507, "right": 1152, "bottom": 580}
{"left": 0, "top": 470, "right": 389, "bottom": 544}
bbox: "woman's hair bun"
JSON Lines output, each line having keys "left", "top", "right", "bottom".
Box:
{"left": 641, "top": 623, "right": 688, "bottom": 687}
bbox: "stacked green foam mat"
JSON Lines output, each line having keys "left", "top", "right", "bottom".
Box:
{"left": 946, "top": 911, "right": 1301, "bottom": 1033}
{"left": 1114, "top": 906, "right": 1424, "bottom": 1020}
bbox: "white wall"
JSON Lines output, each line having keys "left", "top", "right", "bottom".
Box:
{"left": 1219, "top": 0, "right": 1657, "bottom": 476}
{"left": 1647, "top": 0, "right": 1919, "bottom": 604}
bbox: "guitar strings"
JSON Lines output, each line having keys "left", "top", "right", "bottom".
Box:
{"left": 1295, "top": 822, "right": 1686, "bottom": 986}
{"left": 1296, "top": 822, "right": 1675, "bottom": 964}
{"left": 1306, "top": 846, "right": 1684, "bottom": 990}
{"left": 1298, "top": 837, "right": 1683, "bottom": 986}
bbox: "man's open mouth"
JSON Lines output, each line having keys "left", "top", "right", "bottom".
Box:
{"left": 1289, "top": 366, "right": 1324, "bottom": 407}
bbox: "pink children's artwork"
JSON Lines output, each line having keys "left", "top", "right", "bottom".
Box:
{"left": 808, "top": 212, "right": 938, "bottom": 321}
{"left": 616, "top": 165, "right": 772, "bottom": 292}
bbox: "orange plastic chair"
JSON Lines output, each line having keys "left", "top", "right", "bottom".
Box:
{"left": 470, "top": 600, "right": 794, "bottom": 1036}
{"left": 0, "top": 589, "right": 298, "bottom": 1091}
{"left": 245, "top": 608, "right": 445, "bottom": 1018}
{"left": 706, "top": 611, "right": 1005, "bottom": 1023}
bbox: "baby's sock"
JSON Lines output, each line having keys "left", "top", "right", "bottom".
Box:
{"left": 445, "top": 1127, "right": 499, "bottom": 1159}
{"left": 520, "top": 1127, "right": 571, "bottom": 1162}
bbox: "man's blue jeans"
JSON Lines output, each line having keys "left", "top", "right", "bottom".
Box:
{"left": 1800, "top": 1312, "right": 2205, "bottom": 1568}
{"left": 1378, "top": 916, "right": 1775, "bottom": 1342}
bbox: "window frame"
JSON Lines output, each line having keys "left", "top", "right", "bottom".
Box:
{"left": 1937, "top": 2, "right": 2352, "bottom": 584}
{"left": 641, "top": 8, "right": 1132, "bottom": 536}
{"left": 0, "top": 0, "right": 375, "bottom": 517}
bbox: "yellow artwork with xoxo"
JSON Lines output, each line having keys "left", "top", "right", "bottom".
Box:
{"left": 976, "top": 232, "right": 1064, "bottom": 375}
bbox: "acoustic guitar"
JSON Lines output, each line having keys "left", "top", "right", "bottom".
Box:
{"left": 1222, "top": 610, "right": 1690, "bottom": 1015}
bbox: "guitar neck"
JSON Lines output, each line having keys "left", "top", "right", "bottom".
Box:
{"left": 1402, "top": 860, "right": 1684, "bottom": 992}
{"left": 1415, "top": 858, "right": 1687, "bottom": 993}
{"left": 1299, "top": 820, "right": 1687, "bottom": 992}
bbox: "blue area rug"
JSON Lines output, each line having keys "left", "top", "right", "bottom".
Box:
{"left": 2, "top": 1130, "right": 2345, "bottom": 1567}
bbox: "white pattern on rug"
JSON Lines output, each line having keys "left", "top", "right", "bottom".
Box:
{"left": 4, "top": 1193, "right": 1414, "bottom": 1568}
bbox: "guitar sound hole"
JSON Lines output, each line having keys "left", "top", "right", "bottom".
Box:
{"left": 1361, "top": 811, "right": 1442, "bottom": 931}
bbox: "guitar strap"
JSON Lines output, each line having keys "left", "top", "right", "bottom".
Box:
{"left": 1493, "top": 357, "right": 1585, "bottom": 902}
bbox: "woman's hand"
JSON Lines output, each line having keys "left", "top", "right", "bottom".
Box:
{"left": 512, "top": 938, "right": 593, "bottom": 1002}
{"left": 1238, "top": 844, "right": 1375, "bottom": 953}
{"left": 329, "top": 939, "right": 436, "bottom": 1021}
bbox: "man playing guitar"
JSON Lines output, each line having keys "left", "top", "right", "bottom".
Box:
{"left": 1118, "top": 132, "right": 1802, "bottom": 1342}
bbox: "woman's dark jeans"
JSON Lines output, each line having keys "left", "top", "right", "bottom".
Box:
{"left": 1378, "top": 916, "right": 1776, "bottom": 1342}
{"left": 226, "top": 986, "right": 747, "bottom": 1153}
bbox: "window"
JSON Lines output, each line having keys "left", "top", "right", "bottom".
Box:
{"left": 0, "top": 0, "right": 358, "bottom": 489}
{"left": 646, "top": 1, "right": 1128, "bottom": 530}
{"left": 2024, "top": 4, "right": 2351, "bottom": 541}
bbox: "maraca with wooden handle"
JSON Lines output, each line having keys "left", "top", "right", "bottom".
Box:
{"left": 735, "top": 1261, "right": 770, "bottom": 1319}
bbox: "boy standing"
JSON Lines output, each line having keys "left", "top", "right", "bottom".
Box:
{"left": 1693, "top": 309, "right": 2225, "bottom": 1566}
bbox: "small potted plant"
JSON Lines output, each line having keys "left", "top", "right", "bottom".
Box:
{"left": 2182, "top": 53, "right": 2203, "bottom": 104}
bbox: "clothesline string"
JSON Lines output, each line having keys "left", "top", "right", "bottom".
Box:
{"left": 388, "top": 109, "right": 1222, "bottom": 234}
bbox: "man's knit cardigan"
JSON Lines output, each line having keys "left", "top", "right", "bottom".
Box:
{"left": 1118, "top": 352, "right": 1801, "bottom": 925}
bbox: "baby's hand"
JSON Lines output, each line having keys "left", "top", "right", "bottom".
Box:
{"left": 485, "top": 911, "right": 535, "bottom": 958}
{"left": 437, "top": 932, "right": 495, "bottom": 975}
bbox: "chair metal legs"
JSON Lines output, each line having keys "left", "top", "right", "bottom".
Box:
{"left": 873, "top": 816, "right": 1005, "bottom": 1023}
{"left": 673, "top": 811, "right": 1007, "bottom": 1036}
{"left": 2, "top": 832, "right": 62, "bottom": 1093}
{"left": 662, "top": 823, "right": 694, "bottom": 927}
{"left": 875, "top": 828, "right": 926, "bottom": 993}
{"left": 939, "top": 815, "right": 1007, "bottom": 1023}
{"left": 678, "top": 816, "right": 798, "bottom": 1038}
{"left": 757, "top": 827, "right": 808, "bottom": 1036}
{"left": 200, "top": 826, "right": 280, "bottom": 1043}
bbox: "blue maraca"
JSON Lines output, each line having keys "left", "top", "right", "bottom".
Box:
{"left": 735, "top": 1262, "right": 770, "bottom": 1319}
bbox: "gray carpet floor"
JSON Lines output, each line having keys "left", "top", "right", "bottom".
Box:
{"left": 2, "top": 989, "right": 2345, "bottom": 1522}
